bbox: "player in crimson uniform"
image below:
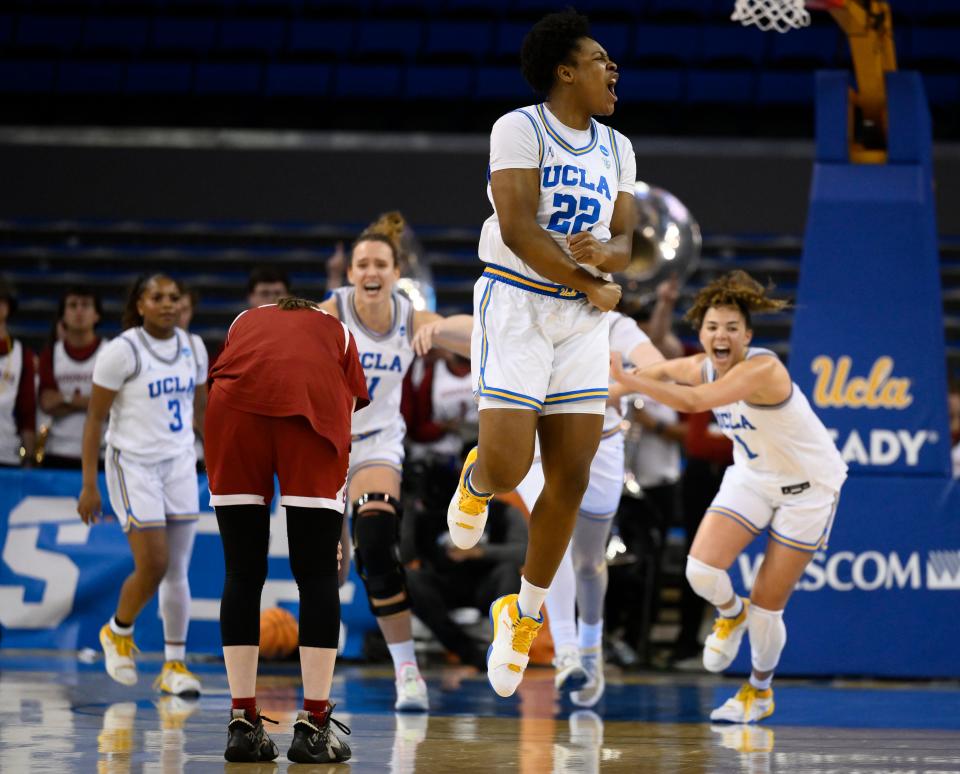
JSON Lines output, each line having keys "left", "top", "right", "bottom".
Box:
{"left": 205, "top": 297, "right": 368, "bottom": 765}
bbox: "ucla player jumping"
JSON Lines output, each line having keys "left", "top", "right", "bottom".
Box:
{"left": 77, "top": 274, "right": 207, "bottom": 697}
{"left": 444, "top": 9, "right": 637, "bottom": 697}
{"left": 610, "top": 271, "right": 848, "bottom": 723}
{"left": 319, "top": 212, "right": 456, "bottom": 711}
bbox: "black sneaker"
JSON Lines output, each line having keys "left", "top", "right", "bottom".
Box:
{"left": 224, "top": 709, "right": 279, "bottom": 762}
{"left": 287, "top": 706, "right": 352, "bottom": 764}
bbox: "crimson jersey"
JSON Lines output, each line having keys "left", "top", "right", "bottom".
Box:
{"left": 209, "top": 305, "right": 369, "bottom": 456}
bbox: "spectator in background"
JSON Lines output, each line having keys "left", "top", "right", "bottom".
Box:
{"left": 176, "top": 282, "right": 201, "bottom": 332}
{"left": 38, "top": 287, "right": 107, "bottom": 469}
{"left": 406, "top": 496, "right": 527, "bottom": 671}
{"left": 0, "top": 278, "right": 36, "bottom": 466}
{"left": 950, "top": 377, "right": 959, "bottom": 478}
{"left": 247, "top": 266, "right": 291, "bottom": 308}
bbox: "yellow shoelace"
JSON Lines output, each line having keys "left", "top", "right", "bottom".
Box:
{"left": 164, "top": 660, "right": 193, "bottom": 675}
{"left": 712, "top": 609, "right": 744, "bottom": 640}
{"left": 511, "top": 617, "right": 542, "bottom": 655}
{"left": 458, "top": 486, "right": 491, "bottom": 516}
{"left": 107, "top": 630, "right": 139, "bottom": 658}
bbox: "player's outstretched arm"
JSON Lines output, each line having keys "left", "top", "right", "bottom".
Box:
{"left": 412, "top": 314, "right": 473, "bottom": 358}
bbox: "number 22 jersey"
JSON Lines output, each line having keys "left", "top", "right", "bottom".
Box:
{"left": 478, "top": 103, "right": 637, "bottom": 285}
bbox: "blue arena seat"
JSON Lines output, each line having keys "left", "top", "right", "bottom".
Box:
{"left": 57, "top": 60, "right": 125, "bottom": 94}
{"left": 492, "top": 22, "right": 528, "bottom": 62}
{"left": 573, "top": 0, "right": 645, "bottom": 20}
{"left": 612, "top": 68, "right": 683, "bottom": 103}
{"left": 0, "top": 15, "right": 14, "bottom": 48}
{"left": 82, "top": 17, "right": 150, "bottom": 54}
{"left": 700, "top": 24, "right": 767, "bottom": 66}
{"left": 125, "top": 61, "right": 194, "bottom": 95}
{"left": 920, "top": 73, "right": 960, "bottom": 107}
{"left": 195, "top": 62, "right": 263, "bottom": 94}
{"left": 756, "top": 70, "right": 814, "bottom": 105}
{"left": 355, "top": 20, "right": 423, "bottom": 61}
{"left": 632, "top": 24, "right": 701, "bottom": 66}
{"left": 334, "top": 63, "right": 403, "bottom": 98}
{"left": 152, "top": 18, "right": 219, "bottom": 54}
{"left": 15, "top": 14, "right": 84, "bottom": 53}
{"left": 0, "top": 60, "right": 57, "bottom": 93}
{"left": 474, "top": 65, "right": 535, "bottom": 100}
{"left": 219, "top": 18, "right": 287, "bottom": 55}
{"left": 687, "top": 69, "right": 755, "bottom": 103}
{"left": 645, "top": 0, "right": 721, "bottom": 21}
{"left": 265, "top": 62, "right": 331, "bottom": 96}
{"left": 590, "top": 23, "right": 630, "bottom": 63}
{"left": 422, "top": 21, "right": 493, "bottom": 61}
{"left": 768, "top": 24, "right": 843, "bottom": 68}
{"left": 287, "top": 19, "right": 355, "bottom": 58}
{"left": 908, "top": 27, "right": 960, "bottom": 67}
{"left": 404, "top": 65, "right": 473, "bottom": 99}
{"left": 446, "top": 0, "right": 511, "bottom": 15}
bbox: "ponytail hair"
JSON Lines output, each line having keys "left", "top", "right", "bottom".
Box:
{"left": 351, "top": 210, "right": 407, "bottom": 267}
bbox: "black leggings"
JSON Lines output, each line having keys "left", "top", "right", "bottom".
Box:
{"left": 216, "top": 504, "right": 343, "bottom": 649}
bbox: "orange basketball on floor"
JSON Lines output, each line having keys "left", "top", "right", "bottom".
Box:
{"left": 259, "top": 607, "right": 299, "bottom": 660}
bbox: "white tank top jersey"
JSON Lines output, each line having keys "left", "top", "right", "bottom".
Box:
{"left": 605, "top": 311, "right": 651, "bottom": 432}
{"left": 46, "top": 338, "right": 108, "bottom": 457}
{"left": 704, "top": 347, "right": 848, "bottom": 492}
{"left": 0, "top": 340, "right": 24, "bottom": 465}
{"left": 333, "top": 287, "right": 415, "bottom": 437}
{"left": 479, "top": 104, "right": 637, "bottom": 285}
{"left": 93, "top": 327, "right": 205, "bottom": 463}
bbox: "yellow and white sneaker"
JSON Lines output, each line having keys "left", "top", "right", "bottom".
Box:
{"left": 99, "top": 624, "right": 138, "bottom": 687}
{"left": 154, "top": 660, "right": 201, "bottom": 697}
{"left": 554, "top": 643, "right": 588, "bottom": 693}
{"left": 710, "top": 683, "right": 774, "bottom": 723}
{"left": 447, "top": 447, "right": 493, "bottom": 549}
{"left": 703, "top": 598, "right": 749, "bottom": 673}
{"left": 487, "top": 594, "right": 543, "bottom": 698}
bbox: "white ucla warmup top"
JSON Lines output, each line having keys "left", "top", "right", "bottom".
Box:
{"left": 704, "top": 347, "right": 848, "bottom": 552}
{"left": 333, "top": 287, "right": 415, "bottom": 472}
{"left": 473, "top": 104, "right": 637, "bottom": 414}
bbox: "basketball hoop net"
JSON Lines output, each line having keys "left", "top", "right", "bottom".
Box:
{"left": 731, "top": 0, "right": 811, "bottom": 32}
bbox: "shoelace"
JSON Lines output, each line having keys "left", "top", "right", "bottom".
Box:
{"left": 713, "top": 614, "right": 742, "bottom": 640}
{"left": 109, "top": 631, "right": 140, "bottom": 658}
{"left": 458, "top": 487, "right": 490, "bottom": 515}
{"left": 511, "top": 617, "right": 541, "bottom": 654}
{"left": 153, "top": 660, "right": 197, "bottom": 690}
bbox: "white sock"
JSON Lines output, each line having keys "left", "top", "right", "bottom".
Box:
{"left": 578, "top": 618, "right": 604, "bottom": 650}
{"left": 749, "top": 673, "right": 773, "bottom": 691}
{"left": 720, "top": 595, "right": 744, "bottom": 619}
{"left": 544, "top": 547, "right": 577, "bottom": 649}
{"left": 517, "top": 576, "right": 548, "bottom": 619}
{"left": 110, "top": 616, "right": 134, "bottom": 637}
{"left": 164, "top": 643, "right": 186, "bottom": 662}
{"left": 387, "top": 640, "right": 418, "bottom": 675}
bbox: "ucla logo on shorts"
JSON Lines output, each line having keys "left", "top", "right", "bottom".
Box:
{"left": 599, "top": 145, "right": 609, "bottom": 156}
{"left": 559, "top": 287, "right": 579, "bottom": 298}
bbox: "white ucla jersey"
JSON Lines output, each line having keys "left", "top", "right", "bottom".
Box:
{"left": 334, "top": 287, "right": 414, "bottom": 437}
{"left": 0, "top": 340, "right": 24, "bottom": 464}
{"left": 704, "top": 348, "right": 847, "bottom": 492}
{"left": 605, "top": 311, "right": 650, "bottom": 432}
{"left": 479, "top": 104, "right": 636, "bottom": 285}
{"left": 103, "top": 328, "right": 201, "bottom": 462}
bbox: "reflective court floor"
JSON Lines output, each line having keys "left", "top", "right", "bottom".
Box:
{"left": 2, "top": 652, "right": 960, "bottom": 773}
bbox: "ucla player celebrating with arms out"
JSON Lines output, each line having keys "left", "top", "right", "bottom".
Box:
{"left": 445, "top": 9, "right": 636, "bottom": 698}
{"left": 319, "top": 211, "right": 452, "bottom": 711}
{"left": 77, "top": 274, "right": 207, "bottom": 697}
{"left": 610, "top": 271, "right": 847, "bottom": 723}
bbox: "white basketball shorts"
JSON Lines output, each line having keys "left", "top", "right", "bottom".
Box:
{"left": 349, "top": 416, "right": 406, "bottom": 476}
{"left": 471, "top": 265, "right": 609, "bottom": 416}
{"left": 707, "top": 464, "right": 842, "bottom": 552}
{"left": 105, "top": 446, "right": 200, "bottom": 532}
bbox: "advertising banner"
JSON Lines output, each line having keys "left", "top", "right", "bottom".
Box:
{"left": 0, "top": 469, "right": 376, "bottom": 659}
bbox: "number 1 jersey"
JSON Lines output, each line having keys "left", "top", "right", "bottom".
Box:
{"left": 478, "top": 103, "right": 636, "bottom": 284}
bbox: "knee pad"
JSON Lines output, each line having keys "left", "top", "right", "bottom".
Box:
{"left": 352, "top": 492, "right": 403, "bottom": 521}
{"left": 748, "top": 604, "right": 786, "bottom": 673}
{"left": 352, "top": 498, "right": 408, "bottom": 618}
{"left": 685, "top": 555, "right": 735, "bottom": 608}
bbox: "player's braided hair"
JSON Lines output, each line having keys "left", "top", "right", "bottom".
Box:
{"left": 352, "top": 210, "right": 407, "bottom": 267}
{"left": 685, "top": 270, "right": 790, "bottom": 330}
{"left": 521, "top": 8, "right": 591, "bottom": 96}
{"left": 121, "top": 273, "right": 175, "bottom": 330}
{"left": 277, "top": 297, "right": 320, "bottom": 311}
